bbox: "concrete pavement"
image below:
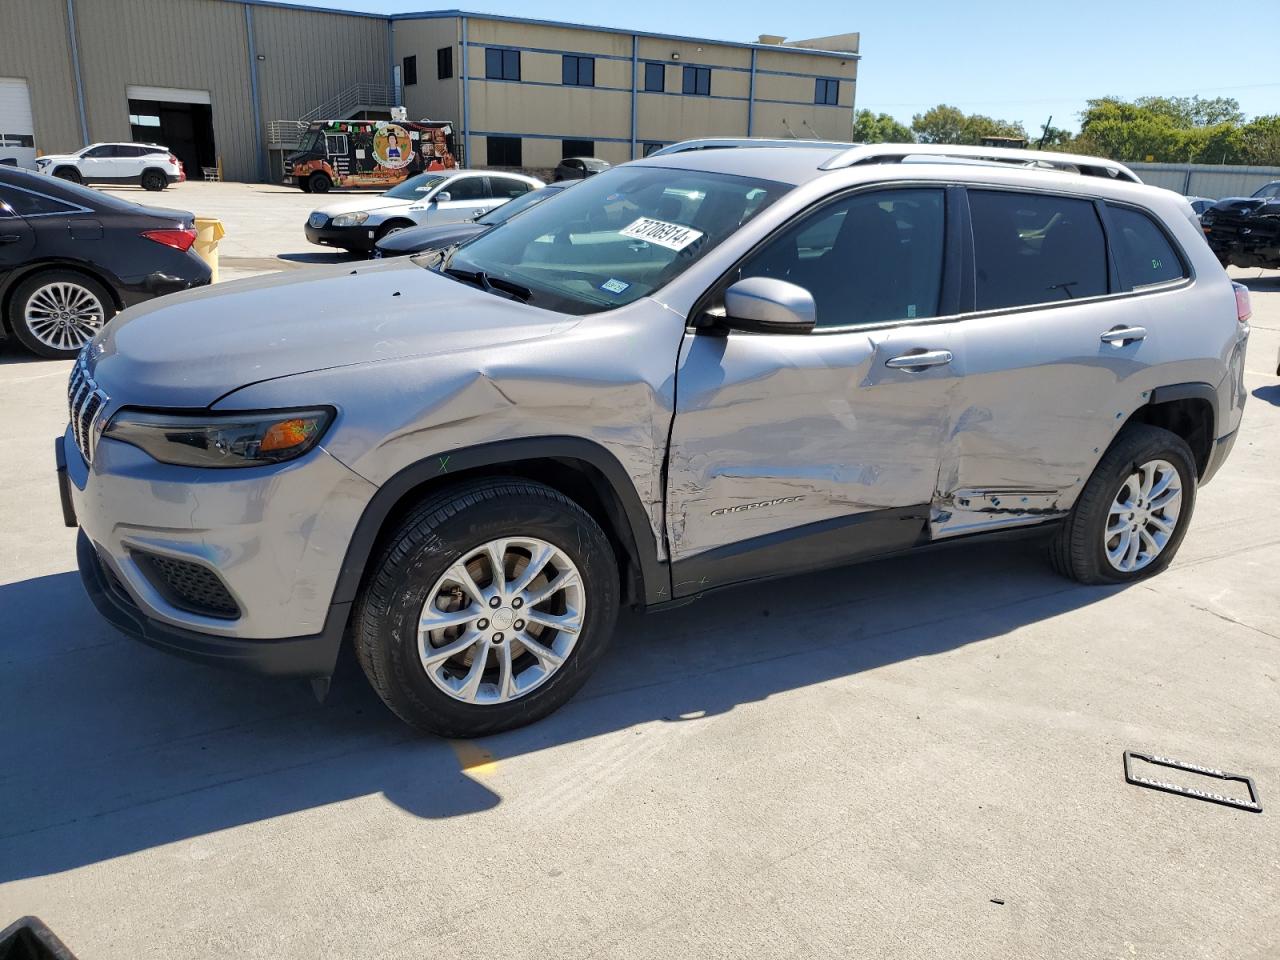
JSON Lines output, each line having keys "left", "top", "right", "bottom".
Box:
{"left": 0, "top": 260, "right": 1277, "bottom": 959}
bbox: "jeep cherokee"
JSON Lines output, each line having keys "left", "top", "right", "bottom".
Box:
{"left": 57, "top": 144, "right": 1251, "bottom": 736}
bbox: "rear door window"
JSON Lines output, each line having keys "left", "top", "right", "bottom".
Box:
{"left": 447, "top": 176, "right": 489, "bottom": 201}
{"left": 489, "top": 176, "right": 531, "bottom": 199}
{"left": 969, "top": 190, "right": 1108, "bottom": 310}
{"left": 1105, "top": 204, "right": 1187, "bottom": 289}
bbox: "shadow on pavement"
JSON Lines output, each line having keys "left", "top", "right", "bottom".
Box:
{"left": 0, "top": 533, "right": 1120, "bottom": 882}
{"left": 1252, "top": 384, "right": 1280, "bottom": 406}
{"left": 1235, "top": 273, "right": 1280, "bottom": 292}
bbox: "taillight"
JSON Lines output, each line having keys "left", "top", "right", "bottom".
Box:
{"left": 142, "top": 228, "right": 197, "bottom": 252}
{"left": 1232, "top": 281, "right": 1251, "bottom": 324}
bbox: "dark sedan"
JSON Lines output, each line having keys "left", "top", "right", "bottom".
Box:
{"left": 0, "top": 167, "right": 210, "bottom": 358}
{"left": 553, "top": 157, "right": 610, "bottom": 182}
{"left": 374, "top": 183, "right": 569, "bottom": 258}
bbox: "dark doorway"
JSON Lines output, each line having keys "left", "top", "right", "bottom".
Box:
{"left": 128, "top": 99, "right": 216, "bottom": 176}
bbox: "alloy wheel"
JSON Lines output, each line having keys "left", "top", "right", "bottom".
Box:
{"left": 1104, "top": 458, "right": 1183, "bottom": 573}
{"left": 418, "top": 537, "right": 585, "bottom": 705}
{"left": 24, "top": 281, "right": 105, "bottom": 352}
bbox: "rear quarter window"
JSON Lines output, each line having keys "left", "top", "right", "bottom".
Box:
{"left": 1105, "top": 204, "right": 1187, "bottom": 289}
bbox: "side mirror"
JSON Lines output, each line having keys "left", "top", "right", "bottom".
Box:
{"left": 433, "top": 190, "right": 451, "bottom": 204}
{"left": 721, "top": 277, "right": 816, "bottom": 334}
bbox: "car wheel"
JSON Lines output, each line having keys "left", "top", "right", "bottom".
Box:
{"left": 1050, "top": 424, "right": 1197, "bottom": 584}
{"left": 376, "top": 221, "right": 410, "bottom": 241}
{"left": 8, "top": 270, "right": 115, "bottom": 359}
{"left": 308, "top": 172, "right": 332, "bottom": 194}
{"left": 140, "top": 169, "right": 167, "bottom": 191}
{"left": 53, "top": 167, "right": 82, "bottom": 184}
{"left": 353, "top": 478, "right": 619, "bottom": 737}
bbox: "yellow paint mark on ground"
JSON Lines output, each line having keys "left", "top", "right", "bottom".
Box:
{"left": 450, "top": 740, "right": 499, "bottom": 775}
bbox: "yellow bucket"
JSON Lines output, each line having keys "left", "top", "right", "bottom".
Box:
{"left": 192, "top": 217, "right": 226, "bottom": 283}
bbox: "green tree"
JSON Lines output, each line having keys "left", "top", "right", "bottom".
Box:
{"left": 910, "top": 104, "right": 1027, "bottom": 145}
{"left": 852, "top": 110, "right": 914, "bottom": 143}
{"left": 1135, "top": 95, "right": 1244, "bottom": 128}
{"left": 1240, "top": 115, "right": 1280, "bottom": 166}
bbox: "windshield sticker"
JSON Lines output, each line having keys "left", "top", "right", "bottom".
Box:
{"left": 619, "top": 217, "right": 705, "bottom": 251}
{"left": 600, "top": 278, "right": 630, "bottom": 295}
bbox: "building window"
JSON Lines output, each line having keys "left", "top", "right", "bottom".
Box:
{"left": 487, "top": 135, "right": 522, "bottom": 167}
{"left": 644, "top": 62, "right": 665, "bottom": 93}
{"left": 562, "top": 55, "right": 595, "bottom": 87}
{"left": 814, "top": 78, "right": 840, "bottom": 105}
{"left": 682, "top": 65, "right": 710, "bottom": 96}
{"left": 642, "top": 141, "right": 663, "bottom": 157}
{"left": 403, "top": 55, "right": 418, "bottom": 86}
{"left": 485, "top": 48, "right": 520, "bottom": 82}
{"left": 437, "top": 46, "right": 453, "bottom": 80}
{"left": 562, "top": 139, "right": 594, "bottom": 158}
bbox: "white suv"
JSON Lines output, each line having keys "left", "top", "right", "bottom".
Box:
{"left": 35, "top": 143, "right": 185, "bottom": 191}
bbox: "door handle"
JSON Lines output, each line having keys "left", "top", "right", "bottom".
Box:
{"left": 1100, "top": 326, "right": 1147, "bottom": 345}
{"left": 0, "top": 235, "right": 23, "bottom": 244}
{"left": 885, "top": 349, "right": 953, "bottom": 370}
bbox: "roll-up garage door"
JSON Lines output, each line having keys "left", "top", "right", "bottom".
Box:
{"left": 0, "top": 78, "right": 36, "bottom": 169}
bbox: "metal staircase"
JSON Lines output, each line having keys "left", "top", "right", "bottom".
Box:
{"left": 266, "top": 83, "right": 397, "bottom": 149}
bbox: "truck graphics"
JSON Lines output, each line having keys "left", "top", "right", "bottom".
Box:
{"left": 284, "top": 119, "right": 456, "bottom": 192}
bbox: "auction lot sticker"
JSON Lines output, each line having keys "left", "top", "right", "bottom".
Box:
{"left": 620, "top": 217, "right": 704, "bottom": 251}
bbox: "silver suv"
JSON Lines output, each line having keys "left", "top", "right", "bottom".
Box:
{"left": 57, "top": 144, "right": 1251, "bottom": 736}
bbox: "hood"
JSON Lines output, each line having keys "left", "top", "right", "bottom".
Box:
{"left": 312, "top": 195, "right": 411, "bottom": 217}
{"left": 1206, "top": 196, "right": 1275, "bottom": 216}
{"left": 377, "top": 221, "right": 487, "bottom": 254}
{"left": 87, "top": 258, "right": 575, "bottom": 408}
{"left": 36, "top": 153, "right": 79, "bottom": 165}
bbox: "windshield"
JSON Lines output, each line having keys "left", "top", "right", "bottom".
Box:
{"left": 298, "top": 129, "right": 323, "bottom": 154}
{"left": 442, "top": 166, "right": 787, "bottom": 314}
{"left": 384, "top": 173, "right": 448, "bottom": 201}
{"left": 1253, "top": 182, "right": 1280, "bottom": 199}
{"left": 476, "top": 187, "right": 560, "bottom": 226}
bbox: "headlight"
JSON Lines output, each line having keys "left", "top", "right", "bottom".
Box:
{"left": 331, "top": 211, "right": 370, "bottom": 227}
{"left": 103, "top": 408, "right": 333, "bottom": 468}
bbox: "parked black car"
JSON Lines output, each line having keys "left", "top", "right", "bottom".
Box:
{"left": 374, "top": 183, "right": 569, "bottom": 258}
{"left": 553, "top": 157, "right": 610, "bottom": 181}
{"left": 0, "top": 167, "right": 209, "bottom": 358}
{"left": 1200, "top": 181, "right": 1280, "bottom": 269}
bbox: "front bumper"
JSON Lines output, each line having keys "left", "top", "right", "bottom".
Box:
{"left": 77, "top": 529, "right": 348, "bottom": 678}
{"left": 59, "top": 425, "right": 376, "bottom": 655}
{"left": 305, "top": 221, "right": 378, "bottom": 251}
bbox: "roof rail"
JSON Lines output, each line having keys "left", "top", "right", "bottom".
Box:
{"left": 650, "top": 137, "right": 853, "bottom": 157}
{"left": 818, "top": 143, "right": 1142, "bottom": 183}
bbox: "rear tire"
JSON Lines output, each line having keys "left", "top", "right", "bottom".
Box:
{"left": 308, "top": 172, "right": 332, "bottom": 194}
{"left": 1050, "top": 424, "right": 1197, "bottom": 584}
{"left": 53, "top": 166, "right": 81, "bottom": 184}
{"left": 140, "top": 169, "right": 167, "bottom": 191}
{"left": 8, "top": 269, "right": 115, "bottom": 359}
{"left": 353, "top": 479, "right": 619, "bottom": 737}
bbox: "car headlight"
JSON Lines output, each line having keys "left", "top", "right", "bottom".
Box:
{"left": 331, "top": 211, "right": 370, "bottom": 227}
{"left": 103, "top": 408, "right": 333, "bottom": 468}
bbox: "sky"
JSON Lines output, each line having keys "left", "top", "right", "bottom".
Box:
{"left": 283, "top": 0, "right": 1279, "bottom": 135}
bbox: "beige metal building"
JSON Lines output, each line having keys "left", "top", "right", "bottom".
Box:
{"left": 1, "top": 0, "right": 858, "bottom": 182}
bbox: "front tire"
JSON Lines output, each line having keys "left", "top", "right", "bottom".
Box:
{"left": 8, "top": 270, "right": 114, "bottom": 358}
{"left": 53, "top": 166, "right": 82, "bottom": 184}
{"left": 353, "top": 479, "right": 619, "bottom": 737}
{"left": 1050, "top": 424, "right": 1197, "bottom": 584}
{"left": 308, "top": 172, "right": 332, "bottom": 194}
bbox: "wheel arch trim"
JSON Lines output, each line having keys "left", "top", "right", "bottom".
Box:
{"left": 329, "top": 436, "right": 669, "bottom": 610}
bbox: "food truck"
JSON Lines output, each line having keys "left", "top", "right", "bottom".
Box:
{"left": 284, "top": 117, "right": 456, "bottom": 192}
